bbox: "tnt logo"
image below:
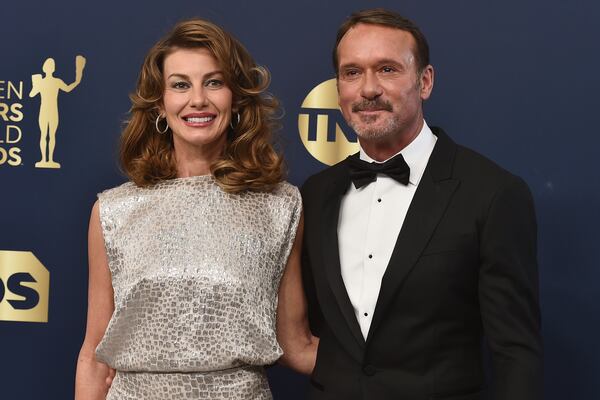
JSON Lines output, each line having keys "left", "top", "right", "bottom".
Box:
{"left": 298, "top": 79, "right": 359, "bottom": 165}
{"left": 0, "top": 251, "right": 49, "bottom": 323}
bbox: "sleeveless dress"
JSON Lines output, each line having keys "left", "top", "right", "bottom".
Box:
{"left": 94, "top": 176, "right": 302, "bottom": 399}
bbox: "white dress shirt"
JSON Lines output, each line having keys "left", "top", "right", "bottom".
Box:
{"left": 338, "top": 121, "right": 437, "bottom": 339}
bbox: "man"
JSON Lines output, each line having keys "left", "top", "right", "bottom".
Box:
{"left": 301, "top": 8, "right": 542, "bottom": 400}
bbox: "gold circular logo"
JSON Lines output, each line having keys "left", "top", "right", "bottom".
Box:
{"left": 298, "top": 79, "right": 359, "bottom": 166}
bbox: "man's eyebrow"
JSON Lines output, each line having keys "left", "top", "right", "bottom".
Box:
{"left": 339, "top": 63, "right": 361, "bottom": 70}
{"left": 375, "top": 58, "right": 406, "bottom": 66}
{"left": 339, "top": 58, "right": 407, "bottom": 70}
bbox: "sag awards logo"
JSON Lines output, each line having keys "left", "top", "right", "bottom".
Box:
{"left": 0, "top": 251, "right": 50, "bottom": 323}
{"left": 298, "top": 78, "right": 359, "bottom": 165}
{"left": 0, "top": 54, "right": 86, "bottom": 168}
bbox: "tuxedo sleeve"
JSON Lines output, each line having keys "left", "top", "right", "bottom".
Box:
{"left": 478, "top": 176, "right": 543, "bottom": 400}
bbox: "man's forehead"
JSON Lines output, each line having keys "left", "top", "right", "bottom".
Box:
{"left": 338, "top": 23, "right": 416, "bottom": 65}
{"left": 342, "top": 23, "right": 414, "bottom": 42}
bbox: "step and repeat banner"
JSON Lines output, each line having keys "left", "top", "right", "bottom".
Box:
{"left": 1, "top": 1, "right": 599, "bottom": 399}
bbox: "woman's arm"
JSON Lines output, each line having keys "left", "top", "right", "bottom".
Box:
{"left": 276, "top": 213, "right": 319, "bottom": 375}
{"left": 74, "top": 201, "right": 115, "bottom": 399}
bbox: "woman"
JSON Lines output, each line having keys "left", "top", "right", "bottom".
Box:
{"left": 75, "top": 19, "right": 317, "bottom": 400}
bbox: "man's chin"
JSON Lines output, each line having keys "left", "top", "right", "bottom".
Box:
{"left": 352, "top": 123, "right": 395, "bottom": 141}
{"left": 355, "top": 130, "right": 395, "bottom": 142}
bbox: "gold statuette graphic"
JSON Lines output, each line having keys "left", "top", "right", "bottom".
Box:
{"left": 298, "top": 79, "right": 359, "bottom": 166}
{"left": 30, "top": 55, "right": 86, "bottom": 169}
{"left": 0, "top": 251, "right": 50, "bottom": 323}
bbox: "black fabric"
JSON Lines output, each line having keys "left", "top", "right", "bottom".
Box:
{"left": 301, "top": 127, "right": 543, "bottom": 400}
{"left": 347, "top": 152, "right": 410, "bottom": 188}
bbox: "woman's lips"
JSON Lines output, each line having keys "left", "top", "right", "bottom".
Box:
{"left": 182, "top": 113, "right": 216, "bottom": 127}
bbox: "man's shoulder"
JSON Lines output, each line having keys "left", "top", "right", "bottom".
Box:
{"left": 430, "top": 126, "right": 525, "bottom": 191}
{"left": 451, "top": 142, "right": 530, "bottom": 197}
{"left": 454, "top": 143, "right": 516, "bottom": 177}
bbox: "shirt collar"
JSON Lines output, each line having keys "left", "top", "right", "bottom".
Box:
{"left": 359, "top": 120, "right": 437, "bottom": 186}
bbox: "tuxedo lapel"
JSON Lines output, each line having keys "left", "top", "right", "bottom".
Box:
{"left": 367, "top": 128, "right": 460, "bottom": 342}
{"left": 320, "top": 161, "right": 367, "bottom": 352}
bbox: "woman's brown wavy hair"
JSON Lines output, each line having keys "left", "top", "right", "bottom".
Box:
{"left": 120, "top": 18, "right": 285, "bottom": 193}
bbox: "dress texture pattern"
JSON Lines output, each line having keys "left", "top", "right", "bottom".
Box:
{"left": 95, "top": 176, "right": 301, "bottom": 399}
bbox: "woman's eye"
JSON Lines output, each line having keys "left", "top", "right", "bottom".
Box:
{"left": 171, "top": 81, "right": 190, "bottom": 89}
{"left": 205, "top": 79, "right": 224, "bottom": 88}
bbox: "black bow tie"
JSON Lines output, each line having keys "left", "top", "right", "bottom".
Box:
{"left": 348, "top": 153, "right": 410, "bottom": 189}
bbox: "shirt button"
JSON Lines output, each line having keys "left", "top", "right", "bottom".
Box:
{"left": 377, "top": 198, "right": 382, "bottom": 203}
{"left": 362, "top": 365, "right": 376, "bottom": 376}
{"left": 368, "top": 254, "right": 373, "bottom": 259}
{"left": 363, "top": 312, "right": 368, "bottom": 317}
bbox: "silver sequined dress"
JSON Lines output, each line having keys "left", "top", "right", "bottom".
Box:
{"left": 95, "top": 176, "right": 301, "bottom": 399}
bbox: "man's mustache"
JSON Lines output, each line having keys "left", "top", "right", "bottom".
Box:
{"left": 352, "top": 99, "right": 393, "bottom": 113}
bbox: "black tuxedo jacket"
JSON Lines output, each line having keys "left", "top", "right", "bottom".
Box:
{"left": 301, "top": 128, "right": 542, "bottom": 400}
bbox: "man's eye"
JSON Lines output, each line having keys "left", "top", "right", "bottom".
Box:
{"left": 172, "top": 81, "right": 190, "bottom": 89}
{"left": 343, "top": 70, "right": 360, "bottom": 78}
{"left": 381, "top": 66, "right": 395, "bottom": 73}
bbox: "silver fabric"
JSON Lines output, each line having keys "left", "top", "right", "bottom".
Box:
{"left": 95, "top": 175, "right": 301, "bottom": 399}
{"left": 107, "top": 367, "right": 271, "bottom": 400}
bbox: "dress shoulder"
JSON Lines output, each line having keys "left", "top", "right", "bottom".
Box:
{"left": 97, "top": 180, "right": 138, "bottom": 202}
{"left": 269, "top": 182, "right": 302, "bottom": 266}
{"left": 271, "top": 181, "right": 301, "bottom": 202}
{"left": 271, "top": 181, "right": 301, "bottom": 222}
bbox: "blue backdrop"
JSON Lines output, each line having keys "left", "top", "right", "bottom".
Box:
{"left": 1, "top": 1, "right": 598, "bottom": 399}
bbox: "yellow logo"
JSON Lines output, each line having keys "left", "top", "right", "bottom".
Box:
{"left": 0, "top": 251, "right": 50, "bottom": 323}
{"left": 298, "top": 79, "right": 359, "bottom": 166}
{"left": 1, "top": 55, "right": 85, "bottom": 168}
{"left": 30, "top": 55, "right": 86, "bottom": 168}
{"left": 0, "top": 80, "right": 24, "bottom": 166}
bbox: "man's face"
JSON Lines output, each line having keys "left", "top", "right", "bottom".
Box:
{"left": 336, "top": 23, "right": 433, "bottom": 143}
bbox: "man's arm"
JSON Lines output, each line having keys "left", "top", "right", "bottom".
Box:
{"left": 479, "top": 176, "right": 543, "bottom": 400}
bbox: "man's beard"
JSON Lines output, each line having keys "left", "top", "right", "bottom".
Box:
{"left": 349, "top": 98, "right": 400, "bottom": 140}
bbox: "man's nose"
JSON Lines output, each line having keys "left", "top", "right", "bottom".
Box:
{"left": 360, "top": 71, "right": 383, "bottom": 99}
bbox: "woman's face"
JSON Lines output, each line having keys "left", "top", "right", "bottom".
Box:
{"left": 161, "top": 47, "right": 233, "bottom": 157}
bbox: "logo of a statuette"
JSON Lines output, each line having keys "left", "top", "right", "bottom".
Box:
{"left": 298, "top": 79, "right": 358, "bottom": 166}
{"left": 30, "top": 55, "right": 86, "bottom": 169}
{"left": 0, "top": 251, "right": 50, "bottom": 323}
